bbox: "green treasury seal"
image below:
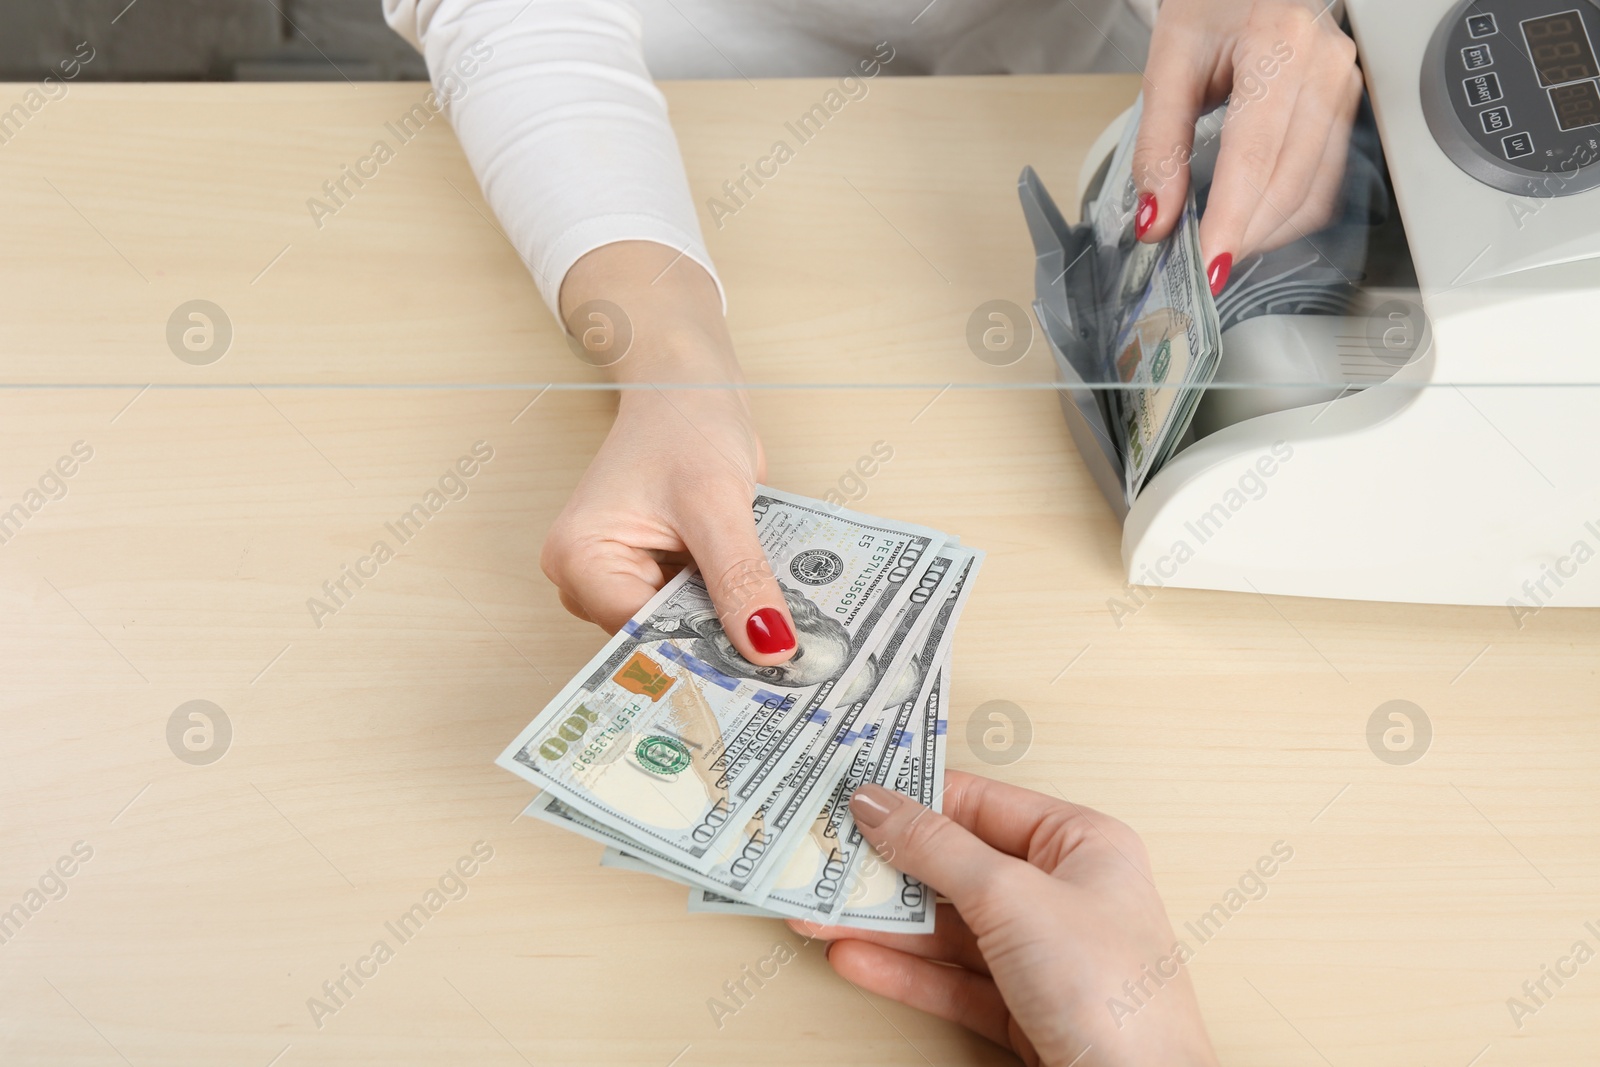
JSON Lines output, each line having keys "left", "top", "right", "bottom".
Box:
{"left": 634, "top": 735, "right": 692, "bottom": 776}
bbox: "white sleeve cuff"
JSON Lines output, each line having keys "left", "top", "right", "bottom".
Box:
{"left": 537, "top": 217, "right": 726, "bottom": 319}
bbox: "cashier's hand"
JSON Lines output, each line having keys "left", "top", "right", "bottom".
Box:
{"left": 540, "top": 242, "right": 799, "bottom": 666}
{"left": 791, "top": 773, "right": 1219, "bottom": 1067}
{"left": 1134, "top": 0, "right": 1363, "bottom": 295}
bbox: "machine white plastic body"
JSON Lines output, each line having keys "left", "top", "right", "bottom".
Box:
{"left": 1085, "top": 0, "right": 1600, "bottom": 609}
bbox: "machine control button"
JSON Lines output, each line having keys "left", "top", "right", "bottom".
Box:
{"left": 1480, "top": 105, "right": 1512, "bottom": 133}
{"left": 1464, "top": 72, "right": 1504, "bottom": 107}
{"left": 1467, "top": 12, "right": 1498, "bottom": 37}
{"left": 1462, "top": 43, "right": 1493, "bottom": 69}
{"left": 1502, "top": 131, "right": 1536, "bottom": 159}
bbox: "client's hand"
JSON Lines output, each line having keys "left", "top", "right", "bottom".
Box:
{"left": 792, "top": 772, "right": 1218, "bottom": 1067}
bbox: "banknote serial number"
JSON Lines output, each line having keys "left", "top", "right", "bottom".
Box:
{"left": 836, "top": 537, "right": 894, "bottom": 618}
{"left": 535, "top": 701, "right": 644, "bottom": 769}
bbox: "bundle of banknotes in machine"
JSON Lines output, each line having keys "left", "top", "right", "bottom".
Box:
{"left": 1019, "top": 95, "right": 1223, "bottom": 511}
{"left": 496, "top": 487, "right": 982, "bottom": 934}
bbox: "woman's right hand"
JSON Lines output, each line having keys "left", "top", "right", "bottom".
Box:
{"left": 794, "top": 772, "right": 1219, "bottom": 1067}
{"left": 1133, "top": 0, "right": 1363, "bottom": 293}
{"left": 539, "top": 241, "right": 800, "bottom": 666}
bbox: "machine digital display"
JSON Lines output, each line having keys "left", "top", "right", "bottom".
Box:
{"left": 1423, "top": 0, "right": 1600, "bottom": 195}
{"left": 1521, "top": 10, "right": 1600, "bottom": 87}
{"left": 1549, "top": 78, "right": 1600, "bottom": 128}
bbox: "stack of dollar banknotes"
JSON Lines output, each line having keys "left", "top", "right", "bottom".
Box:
{"left": 1022, "top": 95, "right": 1223, "bottom": 505}
{"left": 496, "top": 487, "right": 982, "bottom": 934}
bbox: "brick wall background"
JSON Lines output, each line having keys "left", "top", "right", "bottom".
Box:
{"left": 0, "top": 0, "right": 428, "bottom": 81}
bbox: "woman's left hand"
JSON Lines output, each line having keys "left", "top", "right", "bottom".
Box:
{"left": 1132, "top": 0, "right": 1364, "bottom": 295}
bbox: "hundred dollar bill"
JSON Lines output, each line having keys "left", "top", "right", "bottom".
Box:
{"left": 1083, "top": 96, "right": 1222, "bottom": 503}
{"left": 832, "top": 662, "right": 951, "bottom": 932}
{"left": 743, "top": 548, "right": 964, "bottom": 912}
{"left": 687, "top": 658, "right": 953, "bottom": 933}
{"left": 526, "top": 790, "right": 780, "bottom": 903}
{"left": 886, "top": 654, "right": 951, "bottom": 815}
{"left": 689, "top": 572, "right": 956, "bottom": 905}
{"left": 759, "top": 549, "right": 980, "bottom": 929}
{"left": 686, "top": 889, "right": 785, "bottom": 920}
{"left": 1109, "top": 201, "right": 1220, "bottom": 502}
{"left": 546, "top": 801, "right": 785, "bottom": 922}
{"left": 528, "top": 564, "right": 959, "bottom": 908}
{"left": 600, "top": 842, "right": 694, "bottom": 884}
{"left": 687, "top": 549, "right": 978, "bottom": 928}
{"left": 498, "top": 486, "right": 945, "bottom": 874}
{"left": 595, "top": 842, "right": 788, "bottom": 926}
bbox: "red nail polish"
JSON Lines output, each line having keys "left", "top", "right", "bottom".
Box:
{"left": 746, "top": 607, "right": 796, "bottom": 655}
{"left": 1134, "top": 192, "right": 1157, "bottom": 240}
{"left": 1207, "top": 253, "right": 1233, "bottom": 297}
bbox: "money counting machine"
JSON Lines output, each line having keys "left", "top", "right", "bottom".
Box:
{"left": 1024, "top": 0, "right": 1600, "bottom": 608}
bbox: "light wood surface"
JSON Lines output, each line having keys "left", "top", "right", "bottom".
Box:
{"left": 1, "top": 75, "right": 1598, "bottom": 1067}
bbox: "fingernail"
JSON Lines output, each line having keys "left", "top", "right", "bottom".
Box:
{"left": 823, "top": 940, "right": 836, "bottom": 961}
{"left": 850, "top": 784, "right": 898, "bottom": 829}
{"left": 1134, "top": 192, "right": 1157, "bottom": 240}
{"left": 1207, "top": 253, "right": 1233, "bottom": 297}
{"left": 746, "top": 607, "right": 795, "bottom": 656}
